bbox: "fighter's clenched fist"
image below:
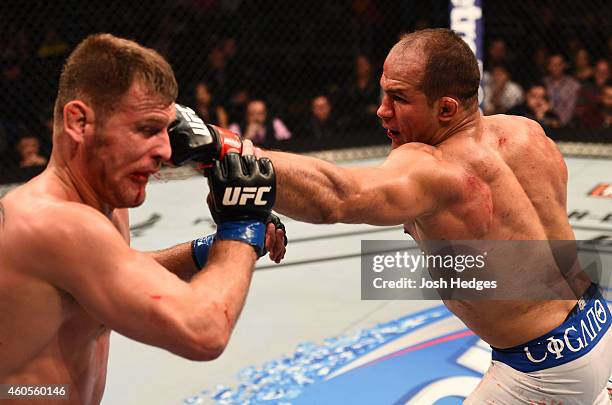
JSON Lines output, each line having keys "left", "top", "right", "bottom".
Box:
{"left": 169, "top": 104, "right": 243, "bottom": 166}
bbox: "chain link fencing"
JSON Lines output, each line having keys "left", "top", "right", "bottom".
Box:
{"left": 0, "top": 0, "right": 610, "bottom": 184}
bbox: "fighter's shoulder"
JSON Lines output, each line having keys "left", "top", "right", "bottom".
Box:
{"left": 485, "top": 114, "right": 565, "bottom": 177}
{"left": 385, "top": 143, "right": 466, "bottom": 194}
{"left": 488, "top": 114, "right": 547, "bottom": 139}
{"left": 391, "top": 142, "right": 462, "bottom": 170}
{"left": 513, "top": 115, "right": 548, "bottom": 139}
{"left": 387, "top": 142, "right": 444, "bottom": 164}
{"left": 494, "top": 114, "right": 561, "bottom": 156}
{"left": 8, "top": 197, "right": 118, "bottom": 247}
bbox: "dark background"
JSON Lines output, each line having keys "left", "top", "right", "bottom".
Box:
{"left": 0, "top": 0, "right": 610, "bottom": 183}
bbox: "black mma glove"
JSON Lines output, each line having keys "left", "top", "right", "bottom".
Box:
{"left": 207, "top": 153, "right": 276, "bottom": 256}
{"left": 168, "top": 104, "right": 243, "bottom": 167}
{"left": 265, "top": 213, "right": 288, "bottom": 248}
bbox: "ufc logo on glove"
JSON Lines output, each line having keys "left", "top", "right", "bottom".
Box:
{"left": 175, "top": 104, "right": 211, "bottom": 136}
{"left": 222, "top": 187, "right": 272, "bottom": 206}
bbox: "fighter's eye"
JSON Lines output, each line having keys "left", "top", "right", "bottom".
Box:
{"left": 139, "top": 126, "right": 162, "bottom": 137}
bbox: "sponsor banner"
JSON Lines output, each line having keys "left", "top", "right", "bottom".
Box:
{"left": 450, "top": 0, "right": 483, "bottom": 106}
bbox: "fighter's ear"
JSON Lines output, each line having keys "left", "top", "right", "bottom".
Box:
{"left": 63, "top": 100, "right": 94, "bottom": 144}
{"left": 437, "top": 97, "right": 459, "bottom": 122}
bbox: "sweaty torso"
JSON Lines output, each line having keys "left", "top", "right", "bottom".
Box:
{"left": 404, "top": 115, "right": 585, "bottom": 348}
{"left": 0, "top": 176, "right": 127, "bottom": 405}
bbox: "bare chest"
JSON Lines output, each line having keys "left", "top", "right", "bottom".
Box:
{"left": 57, "top": 293, "right": 110, "bottom": 359}
{"left": 0, "top": 278, "right": 109, "bottom": 380}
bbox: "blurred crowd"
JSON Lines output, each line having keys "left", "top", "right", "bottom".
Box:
{"left": 0, "top": 0, "right": 610, "bottom": 183}
{"left": 482, "top": 40, "right": 611, "bottom": 130}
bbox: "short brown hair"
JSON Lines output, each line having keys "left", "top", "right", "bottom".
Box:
{"left": 393, "top": 29, "right": 480, "bottom": 106}
{"left": 54, "top": 33, "right": 178, "bottom": 125}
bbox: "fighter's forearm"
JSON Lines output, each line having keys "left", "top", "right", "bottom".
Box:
{"left": 189, "top": 241, "right": 257, "bottom": 341}
{"left": 259, "top": 150, "right": 353, "bottom": 223}
{"left": 150, "top": 241, "right": 256, "bottom": 361}
{"left": 147, "top": 242, "right": 198, "bottom": 281}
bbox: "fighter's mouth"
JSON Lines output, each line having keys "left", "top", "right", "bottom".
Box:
{"left": 130, "top": 172, "right": 151, "bottom": 183}
{"left": 387, "top": 129, "right": 401, "bottom": 139}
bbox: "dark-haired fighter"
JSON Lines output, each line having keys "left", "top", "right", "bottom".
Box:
{"left": 248, "top": 29, "right": 611, "bottom": 403}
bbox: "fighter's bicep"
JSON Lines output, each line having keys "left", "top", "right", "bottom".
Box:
{"left": 342, "top": 167, "right": 436, "bottom": 225}
{"left": 26, "top": 208, "right": 190, "bottom": 342}
{"left": 378, "top": 172, "right": 436, "bottom": 223}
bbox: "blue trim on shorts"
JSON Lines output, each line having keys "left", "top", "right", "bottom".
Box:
{"left": 491, "top": 284, "right": 611, "bottom": 373}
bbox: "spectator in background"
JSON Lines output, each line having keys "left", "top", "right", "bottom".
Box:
{"left": 483, "top": 65, "right": 524, "bottom": 115}
{"left": 16, "top": 135, "right": 47, "bottom": 168}
{"left": 12, "top": 134, "right": 47, "bottom": 184}
{"left": 220, "top": 36, "right": 257, "bottom": 123}
{"left": 574, "top": 59, "right": 610, "bottom": 129}
{"left": 229, "top": 99, "right": 291, "bottom": 145}
{"left": 226, "top": 86, "right": 251, "bottom": 128}
{"left": 350, "top": 0, "right": 383, "bottom": 56}
{"left": 35, "top": 20, "right": 70, "bottom": 101}
{"left": 0, "top": 59, "right": 29, "bottom": 128}
{"left": 528, "top": 46, "right": 550, "bottom": 83}
{"left": 340, "top": 54, "right": 380, "bottom": 131}
{"left": 222, "top": 37, "right": 239, "bottom": 69}
{"left": 593, "top": 59, "right": 610, "bottom": 90}
{"left": 485, "top": 39, "right": 516, "bottom": 72}
{"left": 193, "top": 81, "right": 228, "bottom": 128}
{"left": 572, "top": 48, "right": 594, "bottom": 83}
{"left": 34, "top": 104, "right": 55, "bottom": 158}
{"left": 598, "top": 81, "right": 612, "bottom": 128}
{"left": 508, "top": 84, "right": 560, "bottom": 128}
{"left": 303, "top": 95, "right": 341, "bottom": 139}
{"left": 565, "top": 37, "right": 584, "bottom": 61}
{"left": 543, "top": 54, "right": 581, "bottom": 126}
{"left": 202, "top": 46, "right": 231, "bottom": 106}
{"left": 578, "top": 80, "right": 612, "bottom": 129}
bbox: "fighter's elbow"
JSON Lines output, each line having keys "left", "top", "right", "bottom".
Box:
{"left": 178, "top": 303, "right": 233, "bottom": 361}
{"left": 184, "top": 331, "right": 229, "bottom": 361}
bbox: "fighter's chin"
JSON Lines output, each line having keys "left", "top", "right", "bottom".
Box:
{"left": 116, "top": 179, "right": 148, "bottom": 207}
{"left": 391, "top": 137, "right": 408, "bottom": 149}
{"left": 387, "top": 130, "right": 407, "bottom": 149}
{"left": 130, "top": 199, "right": 146, "bottom": 208}
{"left": 130, "top": 185, "right": 148, "bottom": 207}
{"left": 110, "top": 192, "right": 146, "bottom": 208}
